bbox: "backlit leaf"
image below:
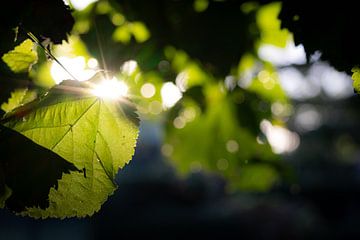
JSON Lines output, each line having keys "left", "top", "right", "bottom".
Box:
{"left": 1, "top": 79, "right": 139, "bottom": 218}
{"left": 1, "top": 39, "right": 38, "bottom": 73}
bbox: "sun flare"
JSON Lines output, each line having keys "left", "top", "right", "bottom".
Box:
{"left": 91, "top": 77, "right": 129, "bottom": 99}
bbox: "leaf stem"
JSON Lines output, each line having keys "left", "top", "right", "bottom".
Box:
{"left": 26, "top": 32, "right": 79, "bottom": 81}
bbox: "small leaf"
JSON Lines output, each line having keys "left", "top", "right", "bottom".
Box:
{"left": 2, "top": 39, "right": 38, "bottom": 73}
{"left": 352, "top": 67, "right": 360, "bottom": 94}
{"left": 2, "top": 79, "right": 139, "bottom": 218}
{"left": 130, "top": 22, "right": 150, "bottom": 43}
{"left": 113, "top": 25, "right": 131, "bottom": 44}
{"left": 1, "top": 88, "right": 37, "bottom": 113}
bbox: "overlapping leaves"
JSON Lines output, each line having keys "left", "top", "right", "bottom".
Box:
{"left": 0, "top": 79, "right": 139, "bottom": 218}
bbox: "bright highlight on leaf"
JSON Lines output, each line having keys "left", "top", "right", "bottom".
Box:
{"left": 1, "top": 39, "right": 38, "bottom": 73}
{"left": 1, "top": 78, "right": 139, "bottom": 218}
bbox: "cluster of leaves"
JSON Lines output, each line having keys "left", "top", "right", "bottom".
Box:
{"left": 1, "top": 0, "right": 358, "bottom": 219}
{"left": 0, "top": 0, "right": 75, "bottom": 104}
{"left": 71, "top": 0, "right": 295, "bottom": 191}
{"left": 0, "top": 0, "right": 139, "bottom": 218}
{"left": 1, "top": 78, "right": 139, "bottom": 218}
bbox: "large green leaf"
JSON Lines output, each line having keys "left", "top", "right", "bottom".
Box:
{"left": 1, "top": 79, "right": 139, "bottom": 218}
{"left": 1, "top": 39, "right": 38, "bottom": 73}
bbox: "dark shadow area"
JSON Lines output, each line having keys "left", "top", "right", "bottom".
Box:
{"left": 0, "top": 126, "right": 78, "bottom": 212}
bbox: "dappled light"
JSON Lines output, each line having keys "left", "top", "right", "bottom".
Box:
{"left": 294, "top": 104, "right": 322, "bottom": 132}
{"left": 260, "top": 119, "right": 300, "bottom": 154}
{"left": 161, "top": 82, "right": 182, "bottom": 109}
{"left": 140, "top": 83, "right": 156, "bottom": 98}
{"left": 121, "top": 60, "right": 138, "bottom": 75}
{"left": 278, "top": 63, "right": 354, "bottom": 100}
{"left": 175, "top": 71, "right": 188, "bottom": 92}
{"left": 226, "top": 139, "right": 239, "bottom": 153}
{"left": 258, "top": 40, "right": 306, "bottom": 66}
{"left": 87, "top": 58, "right": 99, "bottom": 69}
{"left": 2, "top": 0, "right": 360, "bottom": 238}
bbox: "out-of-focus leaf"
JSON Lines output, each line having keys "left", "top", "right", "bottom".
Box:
{"left": 234, "top": 164, "right": 279, "bottom": 191}
{"left": 1, "top": 88, "right": 37, "bottom": 113}
{"left": 352, "top": 68, "right": 360, "bottom": 93}
{"left": 81, "top": 0, "right": 258, "bottom": 76}
{"left": 2, "top": 39, "right": 38, "bottom": 73}
{"left": 113, "top": 25, "right": 132, "bottom": 44}
{"left": 1, "top": 79, "right": 139, "bottom": 218}
{"left": 247, "top": 64, "right": 288, "bottom": 103}
{"left": 257, "top": 2, "right": 290, "bottom": 48}
{"left": 130, "top": 22, "right": 150, "bottom": 43}
{"left": 165, "top": 85, "right": 276, "bottom": 191}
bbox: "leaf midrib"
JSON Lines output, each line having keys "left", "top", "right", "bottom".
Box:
{"left": 50, "top": 99, "right": 98, "bottom": 150}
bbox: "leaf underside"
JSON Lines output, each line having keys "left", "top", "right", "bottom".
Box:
{"left": 1, "top": 79, "right": 139, "bottom": 218}
{"left": 1, "top": 39, "right": 38, "bottom": 73}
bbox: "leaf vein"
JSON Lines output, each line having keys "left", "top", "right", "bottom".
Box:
{"left": 51, "top": 99, "right": 98, "bottom": 150}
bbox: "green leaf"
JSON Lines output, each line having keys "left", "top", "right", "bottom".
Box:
{"left": 2, "top": 79, "right": 139, "bottom": 218}
{"left": 352, "top": 67, "right": 360, "bottom": 93}
{"left": 130, "top": 22, "right": 150, "bottom": 43}
{"left": 0, "top": 125, "right": 78, "bottom": 214}
{"left": 165, "top": 87, "right": 277, "bottom": 191}
{"left": 113, "top": 25, "right": 131, "bottom": 44}
{"left": 1, "top": 88, "right": 37, "bottom": 113}
{"left": 233, "top": 164, "right": 279, "bottom": 191}
{"left": 257, "top": 2, "right": 291, "bottom": 48}
{"left": 247, "top": 64, "right": 288, "bottom": 103}
{"left": 1, "top": 39, "right": 38, "bottom": 73}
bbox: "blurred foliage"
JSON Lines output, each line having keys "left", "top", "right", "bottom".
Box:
{"left": 256, "top": 2, "right": 290, "bottom": 48}
{"left": 0, "top": 0, "right": 74, "bottom": 104}
{"left": 66, "top": 0, "right": 295, "bottom": 191}
{"left": 2, "top": 0, "right": 357, "bottom": 218}
{"left": 0, "top": 0, "right": 297, "bottom": 195}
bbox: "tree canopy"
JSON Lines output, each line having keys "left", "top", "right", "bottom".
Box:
{"left": 0, "top": 0, "right": 358, "bottom": 218}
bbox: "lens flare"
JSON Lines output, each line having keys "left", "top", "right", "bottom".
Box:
{"left": 91, "top": 77, "right": 128, "bottom": 99}
{"left": 50, "top": 56, "right": 96, "bottom": 84}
